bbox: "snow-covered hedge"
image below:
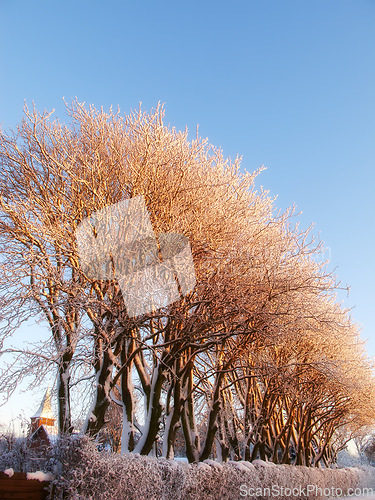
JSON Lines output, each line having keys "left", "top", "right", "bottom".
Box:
{"left": 1, "top": 436, "right": 374, "bottom": 499}
{"left": 49, "top": 438, "right": 375, "bottom": 500}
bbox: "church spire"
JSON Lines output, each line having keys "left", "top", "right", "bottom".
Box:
{"left": 30, "top": 387, "right": 56, "bottom": 433}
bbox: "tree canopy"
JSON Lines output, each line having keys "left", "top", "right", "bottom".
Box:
{"left": 0, "top": 101, "right": 374, "bottom": 465}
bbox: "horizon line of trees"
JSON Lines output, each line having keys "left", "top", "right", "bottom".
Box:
{"left": 0, "top": 100, "right": 374, "bottom": 466}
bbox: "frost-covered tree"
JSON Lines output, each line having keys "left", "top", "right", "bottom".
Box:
{"left": 0, "top": 101, "right": 374, "bottom": 466}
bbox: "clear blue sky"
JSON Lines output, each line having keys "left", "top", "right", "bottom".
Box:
{"left": 0, "top": 0, "right": 374, "bottom": 425}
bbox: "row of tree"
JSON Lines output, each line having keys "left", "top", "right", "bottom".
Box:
{"left": 0, "top": 101, "right": 374, "bottom": 465}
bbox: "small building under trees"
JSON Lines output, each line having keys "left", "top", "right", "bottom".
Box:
{"left": 28, "top": 388, "right": 57, "bottom": 451}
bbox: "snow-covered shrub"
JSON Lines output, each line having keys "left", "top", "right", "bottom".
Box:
{"left": 154, "top": 458, "right": 186, "bottom": 500}
{"left": 52, "top": 437, "right": 164, "bottom": 499}
{"left": 182, "top": 461, "right": 224, "bottom": 499}
{"left": 0, "top": 432, "right": 53, "bottom": 473}
{"left": 8, "top": 436, "right": 369, "bottom": 499}
{"left": 1, "top": 431, "right": 374, "bottom": 499}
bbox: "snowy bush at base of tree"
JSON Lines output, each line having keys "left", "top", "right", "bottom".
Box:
{"left": 48, "top": 438, "right": 375, "bottom": 500}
